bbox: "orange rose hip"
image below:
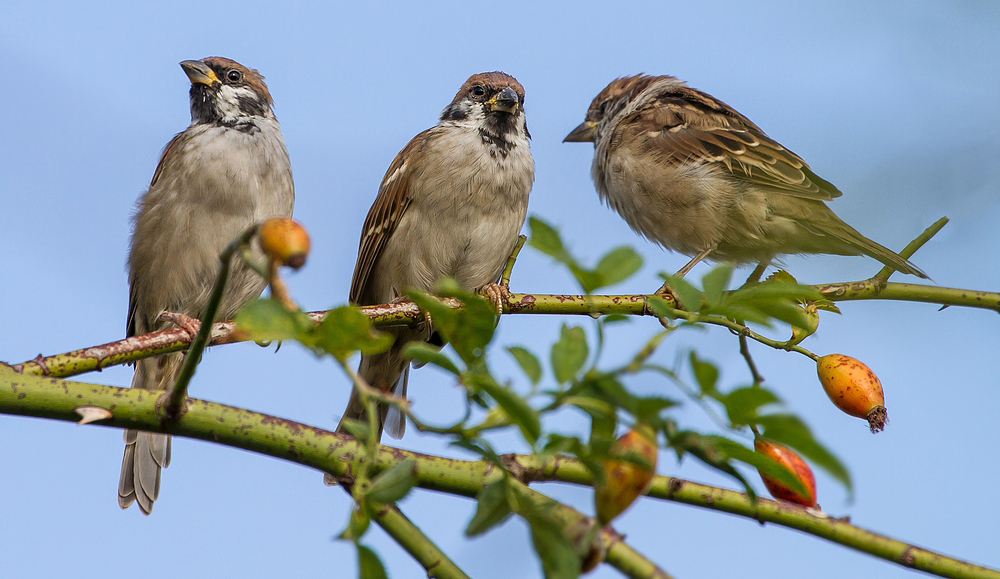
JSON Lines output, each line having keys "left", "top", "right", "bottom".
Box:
{"left": 754, "top": 438, "right": 817, "bottom": 507}
{"left": 817, "top": 354, "right": 887, "bottom": 432}
{"left": 258, "top": 217, "right": 310, "bottom": 269}
{"left": 594, "top": 426, "right": 658, "bottom": 525}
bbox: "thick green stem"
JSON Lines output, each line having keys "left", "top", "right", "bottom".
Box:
{"left": 2, "top": 368, "right": 995, "bottom": 579}
{"left": 368, "top": 505, "right": 471, "bottom": 579}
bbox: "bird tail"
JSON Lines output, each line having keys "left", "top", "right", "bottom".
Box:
{"left": 118, "top": 354, "right": 178, "bottom": 514}
{"left": 817, "top": 218, "right": 928, "bottom": 279}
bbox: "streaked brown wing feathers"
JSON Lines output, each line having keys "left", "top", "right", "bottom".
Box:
{"left": 627, "top": 89, "right": 842, "bottom": 200}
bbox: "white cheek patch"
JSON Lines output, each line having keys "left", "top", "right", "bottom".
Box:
{"left": 215, "top": 85, "right": 262, "bottom": 122}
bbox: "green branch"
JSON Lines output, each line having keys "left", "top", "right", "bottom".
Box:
{"left": 367, "top": 505, "right": 471, "bottom": 579}
{"left": 2, "top": 367, "right": 994, "bottom": 579}
{"left": 0, "top": 368, "right": 664, "bottom": 579}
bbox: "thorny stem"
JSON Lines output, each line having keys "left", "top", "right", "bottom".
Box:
{"left": 870, "top": 216, "right": 948, "bottom": 285}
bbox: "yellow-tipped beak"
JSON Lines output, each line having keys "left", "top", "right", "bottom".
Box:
{"left": 489, "top": 86, "right": 519, "bottom": 113}
{"left": 179, "top": 60, "right": 219, "bottom": 86}
{"left": 563, "top": 120, "right": 597, "bottom": 143}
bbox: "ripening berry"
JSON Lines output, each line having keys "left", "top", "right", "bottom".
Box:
{"left": 594, "top": 426, "right": 658, "bottom": 525}
{"left": 258, "top": 218, "right": 310, "bottom": 269}
{"left": 817, "top": 354, "right": 887, "bottom": 432}
{"left": 754, "top": 438, "right": 817, "bottom": 507}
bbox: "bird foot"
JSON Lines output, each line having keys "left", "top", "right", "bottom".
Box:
{"left": 157, "top": 311, "right": 201, "bottom": 337}
{"left": 479, "top": 282, "right": 511, "bottom": 316}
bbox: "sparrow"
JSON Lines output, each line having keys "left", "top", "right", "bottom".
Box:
{"left": 120, "top": 57, "right": 295, "bottom": 514}
{"left": 338, "top": 71, "right": 534, "bottom": 443}
{"left": 564, "top": 74, "right": 926, "bottom": 280}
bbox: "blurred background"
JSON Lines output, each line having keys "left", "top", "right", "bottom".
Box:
{"left": 2, "top": 1, "right": 998, "bottom": 577}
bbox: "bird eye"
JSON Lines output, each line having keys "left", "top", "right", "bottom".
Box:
{"left": 471, "top": 85, "right": 486, "bottom": 97}
{"left": 227, "top": 69, "right": 243, "bottom": 83}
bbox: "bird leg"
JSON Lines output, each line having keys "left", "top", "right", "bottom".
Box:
{"left": 655, "top": 246, "right": 716, "bottom": 306}
{"left": 157, "top": 311, "right": 201, "bottom": 338}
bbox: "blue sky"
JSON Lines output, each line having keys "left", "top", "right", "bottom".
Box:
{"left": 2, "top": 1, "right": 999, "bottom": 578}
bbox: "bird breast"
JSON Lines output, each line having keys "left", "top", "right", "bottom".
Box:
{"left": 382, "top": 125, "right": 533, "bottom": 296}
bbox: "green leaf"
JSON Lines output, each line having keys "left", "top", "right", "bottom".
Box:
{"left": 507, "top": 346, "right": 542, "bottom": 384}
{"left": 601, "top": 313, "right": 631, "bottom": 324}
{"left": 660, "top": 275, "right": 703, "bottom": 311}
{"left": 551, "top": 324, "right": 588, "bottom": 383}
{"left": 312, "top": 306, "right": 393, "bottom": 362}
{"left": 721, "top": 386, "right": 782, "bottom": 427}
{"left": 633, "top": 395, "right": 679, "bottom": 422}
{"left": 528, "top": 216, "right": 566, "bottom": 259}
{"left": 710, "top": 436, "right": 808, "bottom": 499}
{"left": 365, "top": 459, "right": 418, "bottom": 504}
{"left": 469, "top": 373, "right": 541, "bottom": 444}
{"left": 466, "top": 477, "right": 514, "bottom": 536}
{"left": 357, "top": 544, "right": 388, "bottom": 579}
{"left": 405, "top": 342, "right": 460, "bottom": 375}
{"left": 700, "top": 265, "right": 733, "bottom": 306}
{"left": 594, "top": 246, "right": 643, "bottom": 289}
{"left": 338, "top": 507, "right": 371, "bottom": 541}
{"left": 235, "top": 298, "right": 313, "bottom": 342}
{"left": 408, "top": 284, "right": 497, "bottom": 364}
{"left": 338, "top": 418, "right": 372, "bottom": 443}
{"left": 758, "top": 414, "right": 852, "bottom": 496}
{"left": 525, "top": 513, "right": 580, "bottom": 579}
{"left": 646, "top": 296, "right": 676, "bottom": 320}
{"left": 689, "top": 352, "right": 719, "bottom": 398}
{"left": 670, "top": 431, "right": 756, "bottom": 501}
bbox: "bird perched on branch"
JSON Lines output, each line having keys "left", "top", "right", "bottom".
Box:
{"left": 564, "top": 74, "right": 926, "bottom": 280}
{"left": 121, "top": 57, "right": 294, "bottom": 513}
{"left": 339, "top": 71, "right": 533, "bottom": 444}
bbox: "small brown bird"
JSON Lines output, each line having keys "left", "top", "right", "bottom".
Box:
{"left": 339, "top": 71, "right": 534, "bottom": 443}
{"left": 121, "top": 57, "right": 295, "bottom": 514}
{"left": 564, "top": 74, "right": 925, "bottom": 279}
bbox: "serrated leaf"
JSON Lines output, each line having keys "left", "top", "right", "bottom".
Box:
{"left": 507, "top": 346, "right": 542, "bottom": 384}
{"left": 405, "top": 342, "right": 460, "bottom": 375}
{"left": 235, "top": 298, "right": 313, "bottom": 342}
{"left": 466, "top": 477, "right": 514, "bottom": 536}
{"left": 701, "top": 265, "right": 733, "bottom": 306}
{"left": 365, "top": 459, "right": 418, "bottom": 504}
{"left": 689, "top": 352, "right": 719, "bottom": 397}
{"left": 814, "top": 298, "right": 841, "bottom": 314}
{"left": 594, "top": 246, "right": 643, "bottom": 289}
{"left": 357, "top": 544, "right": 388, "bottom": 579}
{"left": 469, "top": 373, "right": 541, "bottom": 444}
{"left": 765, "top": 270, "right": 798, "bottom": 284}
{"left": 551, "top": 324, "right": 588, "bottom": 383}
{"left": 758, "top": 414, "right": 852, "bottom": 496}
{"left": 722, "top": 386, "right": 782, "bottom": 426}
{"left": 312, "top": 306, "right": 393, "bottom": 362}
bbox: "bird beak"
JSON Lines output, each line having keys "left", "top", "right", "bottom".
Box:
{"left": 179, "top": 60, "right": 219, "bottom": 86}
{"left": 489, "top": 87, "right": 519, "bottom": 113}
{"left": 563, "top": 121, "right": 597, "bottom": 143}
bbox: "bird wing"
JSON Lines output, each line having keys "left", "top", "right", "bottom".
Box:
{"left": 348, "top": 132, "right": 425, "bottom": 305}
{"left": 624, "top": 87, "right": 843, "bottom": 201}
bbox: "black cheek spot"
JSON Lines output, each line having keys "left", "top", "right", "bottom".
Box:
{"left": 236, "top": 95, "right": 267, "bottom": 118}
{"left": 440, "top": 104, "right": 468, "bottom": 122}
